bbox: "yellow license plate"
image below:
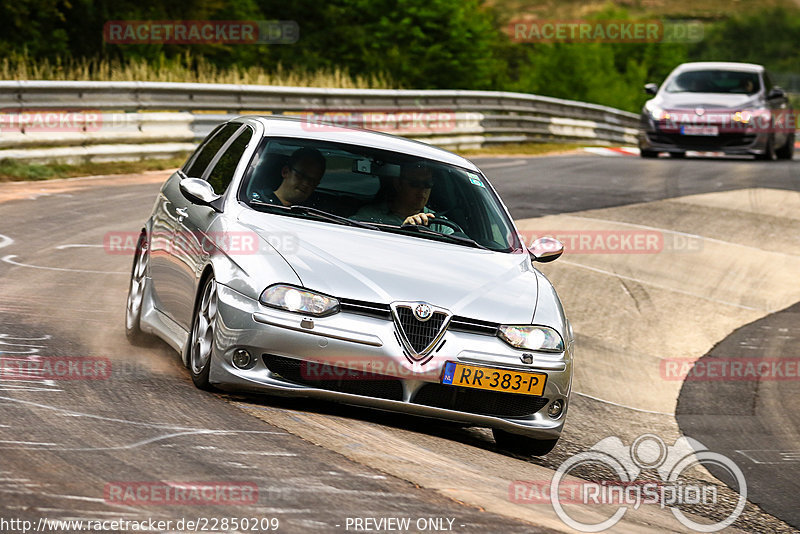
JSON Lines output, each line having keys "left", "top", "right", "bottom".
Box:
{"left": 442, "top": 362, "right": 546, "bottom": 396}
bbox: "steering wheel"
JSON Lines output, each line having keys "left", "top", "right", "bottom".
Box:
{"left": 404, "top": 217, "right": 465, "bottom": 235}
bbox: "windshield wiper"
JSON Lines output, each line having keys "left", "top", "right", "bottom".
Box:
{"left": 393, "top": 224, "right": 490, "bottom": 250}
{"left": 248, "top": 200, "right": 380, "bottom": 231}
{"left": 288, "top": 205, "right": 381, "bottom": 231}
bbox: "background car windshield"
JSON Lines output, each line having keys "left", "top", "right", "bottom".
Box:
{"left": 240, "top": 138, "right": 522, "bottom": 252}
{"left": 665, "top": 70, "right": 761, "bottom": 94}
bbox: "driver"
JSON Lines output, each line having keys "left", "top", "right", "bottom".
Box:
{"left": 352, "top": 162, "right": 454, "bottom": 234}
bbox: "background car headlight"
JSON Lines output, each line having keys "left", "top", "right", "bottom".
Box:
{"left": 498, "top": 325, "right": 564, "bottom": 353}
{"left": 645, "top": 102, "right": 669, "bottom": 121}
{"left": 259, "top": 285, "right": 339, "bottom": 316}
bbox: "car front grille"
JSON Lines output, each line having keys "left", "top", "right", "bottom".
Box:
{"left": 263, "top": 354, "right": 403, "bottom": 400}
{"left": 648, "top": 132, "right": 757, "bottom": 149}
{"left": 394, "top": 307, "right": 448, "bottom": 353}
{"left": 412, "top": 383, "right": 549, "bottom": 418}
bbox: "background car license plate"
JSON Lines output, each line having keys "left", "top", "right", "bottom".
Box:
{"left": 442, "top": 362, "right": 546, "bottom": 396}
{"left": 681, "top": 125, "right": 718, "bottom": 136}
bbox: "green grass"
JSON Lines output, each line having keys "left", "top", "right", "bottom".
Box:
{"left": 457, "top": 142, "right": 587, "bottom": 157}
{"left": 0, "top": 155, "right": 189, "bottom": 182}
{"left": 1, "top": 53, "right": 394, "bottom": 89}
{"left": 487, "top": 0, "right": 797, "bottom": 20}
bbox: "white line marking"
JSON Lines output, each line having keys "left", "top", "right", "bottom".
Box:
{"left": 1, "top": 255, "right": 125, "bottom": 275}
{"left": 0, "top": 396, "right": 287, "bottom": 435}
{"left": 574, "top": 391, "right": 673, "bottom": 415}
{"left": 0, "top": 234, "right": 13, "bottom": 250}
{"left": 478, "top": 159, "right": 528, "bottom": 169}
{"left": 54, "top": 244, "right": 105, "bottom": 250}
{"left": 560, "top": 260, "right": 764, "bottom": 311}
{"left": 0, "top": 334, "right": 51, "bottom": 341}
{"left": 0, "top": 440, "right": 57, "bottom": 446}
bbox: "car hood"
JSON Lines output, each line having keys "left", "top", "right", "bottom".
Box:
{"left": 657, "top": 92, "right": 759, "bottom": 110}
{"left": 238, "top": 211, "right": 538, "bottom": 324}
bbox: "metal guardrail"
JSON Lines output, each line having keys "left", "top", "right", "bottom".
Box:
{"left": 0, "top": 81, "right": 640, "bottom": 163}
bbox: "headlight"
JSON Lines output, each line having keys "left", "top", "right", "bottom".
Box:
{"left": 732, "top": 111, "right": 752, "bottom": 124}
{"left": 259, "top": 284, "right": 339, "bottom": 316}
{"left": 498, "top": 325, "right": 564, "bottom": 353}
{"left": 645, "top": 103, "right": 670, "bottom": 121}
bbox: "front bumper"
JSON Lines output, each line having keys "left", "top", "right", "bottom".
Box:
{"left": 638, "top": 115, "right": 770, "bottom": 155}
{"left": 209, "top": 283, "right": 572, "bottom": 440}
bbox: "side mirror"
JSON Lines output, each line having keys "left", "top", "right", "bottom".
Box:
{"left": 767, "top": 87, "right": 786, "bottom": 100}
{"left": 529, "top": 237, "right": 564, "bottom": 263}
{"left": 179, "top": 178, "right": 222, "bottom": 211}
{"left": 644, "top": 83, "right": 659, "bottom": 95}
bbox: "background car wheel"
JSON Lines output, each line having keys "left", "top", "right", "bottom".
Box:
{"left": 492, "top": 428, "right": 558, "bottom": 456}
{"left": 639, "top": 149, "right": 658, "bottom": 158}
{"left": 757, "top": 135, "right": 777, "bottom": 161}
{"left": 125, "top": 232, "right": 150, "bottom": 345}
{"left": 669, "top": 152, "right": 686, "bottom": 158}
{"left": 189, "top": 275, "right": 219, "bottom": 390}
{"left": 776, "top": 133, "right": 795, "bottom": 160}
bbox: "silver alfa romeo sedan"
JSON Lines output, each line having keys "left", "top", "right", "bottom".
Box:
{"left": 125, "top": 116, "right": 573, "bottom": 455}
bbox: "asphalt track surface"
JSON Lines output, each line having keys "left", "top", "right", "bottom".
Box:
{"left": 0, "top": 150, "right": 797, "bottom": 533}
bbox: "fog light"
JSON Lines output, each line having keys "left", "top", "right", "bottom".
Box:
{"left": 548, "top": 399, "right": 564, "bottom": 419}
{"left": 232, "top": 349, "right": 252, "bottom": 369}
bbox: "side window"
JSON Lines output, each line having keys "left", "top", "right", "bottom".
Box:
{"left": 185, "top": 123, "right": 240, "bottom": 178}
{"left": 206, "top": 127, "right": 254, "bottom": 194}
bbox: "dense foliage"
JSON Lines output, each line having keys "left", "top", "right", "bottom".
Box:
{"left": 1, "top": 0, "right": 799, "bottom": 112}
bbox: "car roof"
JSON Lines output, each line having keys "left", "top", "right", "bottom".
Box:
{"left": 672, "top": 62, "right": 764, "bottom": 73}
{"left": 238, "top": 115, "right": 480, "bottom": 172}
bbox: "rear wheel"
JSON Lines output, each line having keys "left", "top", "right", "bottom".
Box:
{"left": 776, "top": 133, "right": 795, "bottom": 160}
{"left": 188, "top": 276, "right": 219, "bottom": 390}
{"left": 125, "top": 232, "right": 149, "bottom": 345}
{"left": 492, "top": 428, "right": 559, "bottom": 456}
{"left": 669, "top": 151, "right": 686, "bottom": 158}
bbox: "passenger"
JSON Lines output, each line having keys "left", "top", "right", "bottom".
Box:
{"left": 352, "top": 162, "right": 454, "bottom": 233}
{"left": 254, "top": 147, "right": 326, "bottom": 206}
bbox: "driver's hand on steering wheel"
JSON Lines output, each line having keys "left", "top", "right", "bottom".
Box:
{"left": 403, "top": 212, "right": 435, "bottom": 226}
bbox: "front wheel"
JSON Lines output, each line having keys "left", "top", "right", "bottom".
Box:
{"left": 188, "top": 276, "right": 219, "bottom": 390}
{"left": 492, "top": 428, "right": 559, "bottom": 456}
{"left": 757, "top": 135, "right": 777, "bottom": 161}
{"left": 776, "top": 133, "right": 795, "bottom": 160}
{"left": 125, "top": 232, "right": 149, "bottom": 345}
{"left": 640, "top": 149, "right": 658, "bottom": 158}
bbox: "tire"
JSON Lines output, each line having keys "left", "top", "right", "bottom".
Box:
{"left": 188, "top": 275, "right": 219, "bottom": 390}
{"left": 757, "top": 135, "right": 777, "bottom": 161}
{"left": 776, "top": 133, "right": 795, "bottom": 160}
{"left": 492, "top": 428, "right": 559, "bottom": 457}
{"left": 125, "top": 232, "right": 150, "bottom": 345}
{"left": 669, "top": 152, "right": 686, "bottom": 158}
{"left": 639, "top": 149, "right": 658, "bottom": 158}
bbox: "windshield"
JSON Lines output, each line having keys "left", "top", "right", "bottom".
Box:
{"left": 238, "top": 137, "right": 522, "bottom": 252}
{"left": 665, "top": 70, "right": 761, "bottom": 94}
